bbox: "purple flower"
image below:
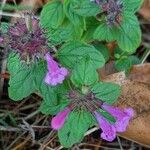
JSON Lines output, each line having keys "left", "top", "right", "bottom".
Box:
{"left": 94, "top": 111, "right": 116, "bottom": 142}
{"left": 44, "top": 53, "right": 68, "bottom": 86}
{"left": 51, "top": 107, "right": 71, "bottom": 129}
{"left": 102, "top": 104, "right": 134, "bottom": 132}
{"left": 94, "top": 104, "right": 134, "bottom": 142}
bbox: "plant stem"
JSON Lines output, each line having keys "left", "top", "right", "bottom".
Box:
{"left": 140, "top": 49, "right": 150, "bottom": 64}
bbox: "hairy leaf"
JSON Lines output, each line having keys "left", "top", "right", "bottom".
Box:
{"left": 57, "top": 41, "right": 105, "bottom": 69}
{"left": 58, "top": 110, "right": 94, "bottom": 148}
{"left": 92, "top": 82, "right": 121, "bottom": 104}
{"left": 71, "top": 0, "right": 100, "bottom": 17}
{"left": 71, "top": 57, "right": 99, "bottom": 86}
{"left": 40, "top": 0, "right": 65, "bottom": 28}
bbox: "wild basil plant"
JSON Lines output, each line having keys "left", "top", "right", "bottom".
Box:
{"left": 0, "top": 0, "right": 143, "bottom": 148}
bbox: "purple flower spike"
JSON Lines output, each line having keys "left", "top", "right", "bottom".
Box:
{"left": 94, "top": 111, "right": 116, "bottom": 142}
{"left": 102, "top": 104, "right": 134, "bottom": 132}
{"left": 51, "top": 108, "right": 71, "bottom": 130}
{"left": 44, "top": 53, "right": 68, "bottom": 86}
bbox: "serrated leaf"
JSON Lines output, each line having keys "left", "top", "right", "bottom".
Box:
{"left": 64, "top": 0, "right": 85, "bottom": 28}
{"left": 117, "top": 12, "right": 141, "bottom": 53}
{"left": 94, "top": 22, "right": 119, "bottom": 42}
{"left": 94, "top": 43, "right": 110, "bottom": 62}
{"left": 46, "top": 21, "right": 83, "bottom": 45}
{"left": 7, "top": 53, "right": 22, "bottom": 75}
{"left": 57, "top": 41, "right": 105, "bottom": 69}
{"left": 39, "top": 99, "right": 69, "bottom": 115}
{"left": 81, "top": 17, "right": 99, "bottom": 42}
{"left": 71, "top": 57, "right": 99, "bottom": 87}
{"left": 8, "top": 65, "right": 35, "bottom": 101}
{"left": 40, "top": 0, "right": 65, "bottom": 29}
{"left": 71, "top": 0, "right": 100, "bottom": 17}
{"left": 123, "top": 0, "right": 143, "bottom": 13}
{"left": 58, "top": 110, "right": 94, "bottom": 148}
{"left": 94, "top": 12, "right": 141, "bottom": 53}
{"left": 92, "top": 82, "right": 121, "bottom": 104}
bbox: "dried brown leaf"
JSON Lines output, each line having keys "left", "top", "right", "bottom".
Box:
{"left": 139, "top": 0, "right": 150, "bottom": 21}
{"left": 128, "top": 63, "right": 150, "bottom": 84}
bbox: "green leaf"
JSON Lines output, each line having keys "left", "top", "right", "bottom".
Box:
{"left": 94, "top": 43, "right": 110, "bottom": 62}
{"left": 8, "top": 65, "right": 35, "bottom": 101}
{"left": 40, "top": 0, "right": 65, "bottom": 28}
{"left": 64, "top": 0, "right": 85, "bottom": 28}
{"left": 7, "top": 54, "right": 55, "bottom": 101}
{"left": 71, "top": 0, "right": 100, "bottom": 17}
{"left": 81, "top": 17, "right": 99, "bottom": 42}
{"left": 39, "top": 99, "right": 69, "bottom": 115}
{"left": 57, "top": 41, "right": 105, "bottom": 69}
{"left": 123, "top": 0, "right": 143, "bottom": 13}
{"left": 94, "top": 12, "right": 141, "bottom": 53}
{"left": 7, "top": 53, "right": 22, "bottom": 75}
{"left": 115, "top": 57, "right": 132, "bottom": 73}
{"left": 114, "top": 46, "right": 127, "bottom": 56}
{"left": 7, "top": 54, "right": 69, "bottom": 106}
{"left": 46, "top": 20, "right": 83, "bottom": 45}
{"left": 0, "top": 22, "right": 9, "bottom": 33}
{"left": 117, "top": 12, "right": 141, "bottom": 53}
{"left": 128, "top": 55, "right": 140, "bottom": 65}
{"left": 71, "top": 57, "right": 99, "bottom": 87}
{"left": 58, "top": 110, "right": 94, "bottom": 148}
{"left": 7, "top": 54, "right": 39, "bottom": 101}
{"left": 92, "top": 82, "right": 121, "bottom": 104}
{"left": 94, "top": 22, "right": 119, "bottom": 42}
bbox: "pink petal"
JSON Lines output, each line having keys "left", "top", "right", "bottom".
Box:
{"left": 51, "top": 108, "right": 71, "bottom": 130}
{"left": 45, "top": 53, "right": 59, "bottom": 72}
{"left": 60, "top": 67, "right": 68, "bottom": 76}
{"left": 102, "top": 104, "right": 134, "bottom": 132}
{"left": 124, "top": 108, "right": 134, "bottom": 117}
{"left": 51, "top": 78, "right": 60, "bottom": 85}
{"left": 56, "top": 74, "right": 65, "bottom": 82}
{"left": 44, "top": 53, "right": 68, "bottom": 86}
{"left": 94, "top": 111, "right": 116, "bottom": 142}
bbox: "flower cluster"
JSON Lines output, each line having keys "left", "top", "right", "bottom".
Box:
{"left": 0, "top": 18, "right": 68, "bottom": 86}
{"left": 91, "top": 0, "right": 123, "bottom": 26}
{"left": 51, "top": 91, "right": 134, "bottom": 142}
{"left": 1, "top": 18, "right": 49, "bottom": 63}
